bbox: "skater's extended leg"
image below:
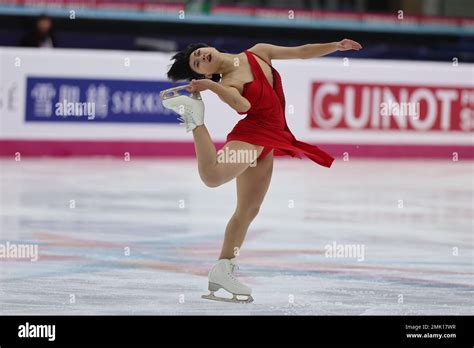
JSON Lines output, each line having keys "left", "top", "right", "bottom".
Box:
{"left": 192, "top": 126, "right": 263, "bottom": 188}
{"left": 202, "top": 151, "right": 273, "bottom": 302}
{"left": 161, "top": 91, "right": 263, "bottom": 188}
{"left": 219, "top": 150, "right": 274, "bottom": 259}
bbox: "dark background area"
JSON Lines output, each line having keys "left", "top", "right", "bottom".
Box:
{"left": 1, "top": 14, "right": 473, "bottom": 62}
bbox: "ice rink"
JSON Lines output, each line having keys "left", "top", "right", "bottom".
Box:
{"left": 0, "top": 157, "right": 472, "bottom": 315}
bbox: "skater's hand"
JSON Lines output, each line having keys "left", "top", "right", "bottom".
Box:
{"left": 336, "top": 39, "right": 362, "bottom": 51}
{"left": 187, "top": 79, "right": 215, "bottom": 93}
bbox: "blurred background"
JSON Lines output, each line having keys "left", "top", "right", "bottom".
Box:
{"left": 0, "top": 0, "right": 473, "bottom": 60}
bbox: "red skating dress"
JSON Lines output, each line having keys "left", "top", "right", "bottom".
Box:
{"left": 226, "top": 50, "right": 334, "bottom": 168}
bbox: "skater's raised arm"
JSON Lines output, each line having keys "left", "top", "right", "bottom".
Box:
{"left": 251, "top": 39, "right": 362, "bottom": 61}
{"left": 187, "top": 79, "right": 251, "bottom": 113}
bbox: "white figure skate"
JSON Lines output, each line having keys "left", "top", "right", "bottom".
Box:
{"left": 160, "top": 85, "right": 204, "bottom": 132}
{"left": 202, "top": 258, "right": 253, "bottom": 303}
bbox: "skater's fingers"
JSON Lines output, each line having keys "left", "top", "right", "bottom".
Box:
{"left": 345, "top": 39, "right": 362, "bottom": 50}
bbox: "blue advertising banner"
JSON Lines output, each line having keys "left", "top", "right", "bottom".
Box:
{"left": 25, "top": 77, "right": 184, "bottom": 123}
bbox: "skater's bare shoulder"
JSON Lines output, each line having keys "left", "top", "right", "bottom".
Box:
{"left": 248, "top": 44, "right": 273, "bottom": 63}
{"left": 249, "top": 43, "right": 317, "bottom": 61}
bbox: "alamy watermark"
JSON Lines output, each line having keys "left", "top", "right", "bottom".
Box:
{"left": 18, "top": 322, "right": 55, "bottom": 341}
{"left": 380, "top": 100, "right": 420, "bottom": 118}
{"left": 324, "top": 241, "right": 365, "bottom": 262}
{"left": 55, "top": 100, "right": 96, "bottom": 120}
{"left": 217, "top": 147, "right": 258, "bottom": 167}
{"left": 0, "top": 241, "right": 38, "bottom": 262}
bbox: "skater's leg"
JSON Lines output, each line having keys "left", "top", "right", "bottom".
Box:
{"left": 192, "top": 126, "right": 263, "bottom": 188}
{"left": 219, "top": 151, "right": 274, "bottom": 259}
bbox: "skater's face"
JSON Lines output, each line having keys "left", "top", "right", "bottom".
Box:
{"left": 189, "top": 47, "right": 220, "bottom": 78}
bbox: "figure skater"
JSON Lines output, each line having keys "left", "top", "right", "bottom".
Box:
{"left": 162, "top": 40, "right": 362, "bottom": 302}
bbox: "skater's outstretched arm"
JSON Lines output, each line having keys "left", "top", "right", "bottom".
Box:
{"left": 250, "top": 39, "right": 362, "bottom": 61}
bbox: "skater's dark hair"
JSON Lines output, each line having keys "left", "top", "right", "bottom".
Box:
{"left": 167, "top": 43, "right": 224, "bottom": 83}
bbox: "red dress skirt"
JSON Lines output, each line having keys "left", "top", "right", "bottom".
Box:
{"left": 226, "top": 50, "right": 334, "bottom": 168}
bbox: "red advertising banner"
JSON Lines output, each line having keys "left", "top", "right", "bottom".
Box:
{"left": 310, "top": 81, "right": 474, "bottom": 132}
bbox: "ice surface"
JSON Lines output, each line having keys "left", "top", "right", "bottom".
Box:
{"left": 0, "top": 158, "right": 472, "bottom": 315}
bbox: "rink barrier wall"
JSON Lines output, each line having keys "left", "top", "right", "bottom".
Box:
{"left": 0, "top": 140, "right": 472, "bottom": 159}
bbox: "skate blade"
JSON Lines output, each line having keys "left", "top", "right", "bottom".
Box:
{"left": 201, "top": 292, "right": 254, "bottom": 304}
{"left": 160, "top": 85, "right": 201, "bottom": 101}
